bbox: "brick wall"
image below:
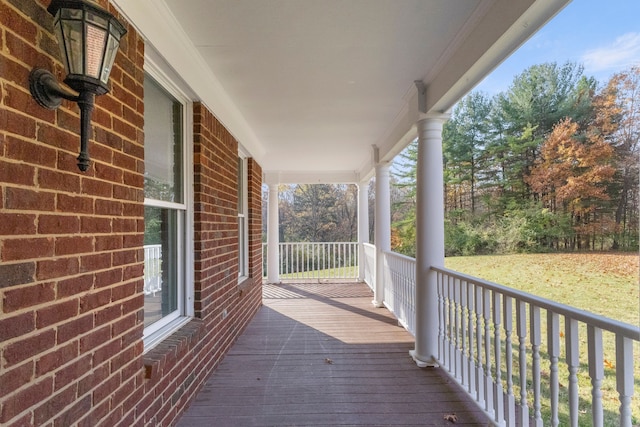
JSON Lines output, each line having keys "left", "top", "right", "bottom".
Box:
{"left": 0, "top": 1, "right": 263, "bottom": 425}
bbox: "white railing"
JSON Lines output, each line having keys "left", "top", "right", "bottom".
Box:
{"left": 363, "top": 243, "right": 376, "bottom": 291}
{"left": 263, "top": 242, "right": 359, "bottom": 280}
{"left": 383, "top": 250, "right": 416, "bottom": 335}
{"left": 432, "top": 266, "right": 639, "bottom": 427}
{"left": 143, "top": 244, "right": 162, "bottom": 296}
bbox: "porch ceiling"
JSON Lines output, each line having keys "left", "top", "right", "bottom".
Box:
{"left": 113, "top": 0, "right": 570, "bottom": 183}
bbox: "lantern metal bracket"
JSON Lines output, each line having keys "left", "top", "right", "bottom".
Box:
{"left": 29, "top": 68, "right": 79, "bottom": 109}
{"left": 29, "top": 68, "right": 96, "bottom": 172}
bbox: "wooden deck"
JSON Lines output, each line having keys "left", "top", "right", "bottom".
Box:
{"left": 177, "top": 281, "right": 491, "bottom": 426}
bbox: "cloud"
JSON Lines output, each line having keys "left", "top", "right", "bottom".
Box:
{"left": 581, "top": 32, "right": 640, "bottom": 73}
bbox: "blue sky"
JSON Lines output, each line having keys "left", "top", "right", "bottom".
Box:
{"left": 476, "top": 0, "right": 640, "bottom": 94}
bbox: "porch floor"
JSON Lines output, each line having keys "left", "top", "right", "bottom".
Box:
{"left": 177, "top": 281, "right": 491, "bottom": 426}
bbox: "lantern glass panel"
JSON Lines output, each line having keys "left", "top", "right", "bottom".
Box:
{"left": 85, "top": 24, "right": 107, "bottom": 79}
{"left": 100, "top": 33, "right": 119, "bottom": 84}
{"left": 60, "top": 19, "right": 83, "bottom": 75}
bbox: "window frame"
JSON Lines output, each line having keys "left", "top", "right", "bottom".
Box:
{"left": 238, "top": 152, "right": 249, "bottom": 281}
{"left": 142, "top": 55, "right": 194, "bottom": 351}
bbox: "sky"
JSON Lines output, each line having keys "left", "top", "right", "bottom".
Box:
{"left": 475, "top": 0, "right": 640, "bottom": 94}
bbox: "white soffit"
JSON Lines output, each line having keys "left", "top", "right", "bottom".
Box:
{"left": 113, "top": 0, "right": 570, "bottom": 183}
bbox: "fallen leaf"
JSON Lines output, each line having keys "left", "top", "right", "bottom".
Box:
{"left": 444, "top": 413, "right": 458, "bottom": 423}
{"left": 325, "top": 358, "right": 333, "bottom": 364}
{"left": 604, "top": 359, "right": 614, "bottom": 369}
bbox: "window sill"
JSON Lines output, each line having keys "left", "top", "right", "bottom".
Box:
{"left": 143, "top": 318, "right": 204, "bottom": 380}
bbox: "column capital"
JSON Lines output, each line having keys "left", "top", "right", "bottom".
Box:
{"left": 417, "top": 111, "right": 450, "bottom": 123}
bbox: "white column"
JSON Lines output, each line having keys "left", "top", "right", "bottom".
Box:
{"left": 373, "top": 162, "right": 390, "bottom": 307}
{"left": 357, "top": 180, "right": 369, "bottom": 281}
{"left": 411, "top": 115, "right": 446, "bottom": 368}
{"left": 267, "top": 183, "right": 280, "bottom": 284}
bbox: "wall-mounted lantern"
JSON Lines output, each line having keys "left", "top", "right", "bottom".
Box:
{"left": 29, "top": 0, "right": 127, "bottom": 171}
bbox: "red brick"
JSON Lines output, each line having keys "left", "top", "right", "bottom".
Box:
{"left": 111, "top": 282, "right": 137, "bottom": 303}
{"left": 79, "top": 253, "right": 111, "bottom": 272}
{"left": 35, "top": 341, "right": 78, "bottom": 376}
{"left": 0, "top": 213, "right": 36, "bottom": 235}
{"left": 37, "top": 168, "right": 81, "bottom": 193}
{"left": 3, "top": 283, "right": 55, "bottom": 313}
{"left": 53, "top": 395, "right": 92, "bottom": 427}
{"left": 81, "top": 178, "right": 113, "bottom": 198}
{"left": 57, "top": 314, "right": 93, "bottom": 344}
{"left": 57, "top": 194, "right": 94, "bottom": 214}
{"left": 0, "top": 377, "right": 53, "bottom": 423}
{"left": 80, "top": 217, "right": 112, "bottom": 234}
{"left": 95, "top": 199, "right": 123, "bottom": 216}
{"left": 56, "top": 108, "right": 80, "bottom": 135}
{"left": 34, "top": 385, "right": 77, "bottom": 426}
{"left": 36, "top": 299, "right": 78, "bottom": 328}
{"left": 95, "top": 235, "right": 122, "bottom": 251}
{"left": 0, "top": 158, "right": 40, "bottom": 191}
{"left": 79, "top": 325, "right": 111, "bottom": 354}
{"left": 92, "top": 339, "right": 121, "bottom": 365}
{"left": 94, "top": 163, "right": 123, "bottom": 183}
{"left": 76, "top": 362, "right": 108, "bottom": 396}
{"left": 3, "top": 329, "right": 56, "bottom": 367}
{"left": 95, "top": 304, "right": 121, "bottom": 327}
{"left": 0, "top": 108, "right": 37, "bottom": 140}
{"left": 92, "top": 372, "right": 121, "bottom": 405}
{"left": 112, "top": 249, "right": 140, "bottom": 267}
{"left": 55, "top": 236, "right": 93, "bottom": 256}
{"left": 79, "top": 289, "right": 111, "bottom": 313}
{"left": 37, "top": 122, "right": 77, "bottom": 152}
{"left": 54, "top": 355, "right": 91, "bottom": 392}
{"left": 57, "top": 275, "right": 93, "bottom": 298}
{"left": 0, "top": 361, "right": 33, "bottom": 399}
{"left": 2, "top": 237, "right": 54, "bottom": 261}
{"left": 112, "top": 218, "right": 136, "bottom": 233}
{"left": 4, "top": 187, "right": 55, "bottom": 211}
{"left": 36, "top": 257, "right": 79, "bottom": 281}
{"left": 0, "top": 311, "right": 35, "bottom": 341}
{"left": 94, "top": 268, "right": 123, "bottom": 288}
{"left": 38, "top": 215, "right": 80, "bottom": 234}
{"left": 0, "top": 2, "right": 38, "bottom": 44}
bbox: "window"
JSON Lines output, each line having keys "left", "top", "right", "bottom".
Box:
{"left": 238, "top": 154, "right": 249, "bottom": 279}
{"left": 143, "top": 66, "right": 193, "bottom": 349}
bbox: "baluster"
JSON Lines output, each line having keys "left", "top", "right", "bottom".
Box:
{"left": 475, "top": 284, "right": 485, "bottom": 408}
{"left": 483, "top": 288, "right": 493, "bottom": 415}
{"left": 446, "top": 275, "right": 454, "bottom": 371}
{"left": 460, "top": 280, "right": 469, "bottom": 390}
{"left": 437, "top": 271, "right": 445, "bottom": 363}
{"left": 467, "top": 282, "right": 476, "bottom": 398}
{"left": 565, "top": 318, "right": 579, "bottom": 427}
{"left": 547, "top": 311, "right": 560, "bottom": 427}
{"left": 516, "top": 299, "right": 529, "bottom": 426}
{"left": 493, "top": 291, "right": 504, "bottom": 426}
{"left": 616, "top": 335, "right": 634, "bottom": 427}
{"left": 503, "top": 296, "right": 515, "bottom": 427}
{"left": 587, "top": 325, "right": 604, "bottom": 427}
{"left": 530, "top": 306, "right": 542, "bottom": 427}
{"left": 454, "top": 278, "right": 461, "bottom": 381}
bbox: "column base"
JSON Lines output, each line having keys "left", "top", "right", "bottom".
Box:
{"left": 371, "top": 299, "right": 384, "bottom": 308}
{"left": 409, "top": 349, "right": 438, "bottom": 368}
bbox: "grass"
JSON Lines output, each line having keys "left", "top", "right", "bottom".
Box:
{"left": 445, "top": 252, "right": 639, "bottom": 426}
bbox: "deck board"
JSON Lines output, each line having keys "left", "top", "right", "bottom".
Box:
{"left": 177, "top": 281, "right": 491, "bottom": 427}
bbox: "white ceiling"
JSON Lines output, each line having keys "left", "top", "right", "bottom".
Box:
{"left": 113, "top": 0, "right": 570, "bottom": 183}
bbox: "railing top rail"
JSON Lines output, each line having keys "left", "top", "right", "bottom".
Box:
{"left": 432, "top": 266, "right": 640, "bottom": 341}
{"left": 383, "top": 249, "right": 417, "bottom": 263}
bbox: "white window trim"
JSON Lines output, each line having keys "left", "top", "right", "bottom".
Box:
{"left": 238, "top": 152, "right": 249, "bottom": 282}
{"left": 143, "top": 54, "right": 195, "bottom": 351}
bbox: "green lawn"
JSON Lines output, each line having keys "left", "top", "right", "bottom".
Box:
{"left": 445, "top": 252, "right": 639, "bottom": 426}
